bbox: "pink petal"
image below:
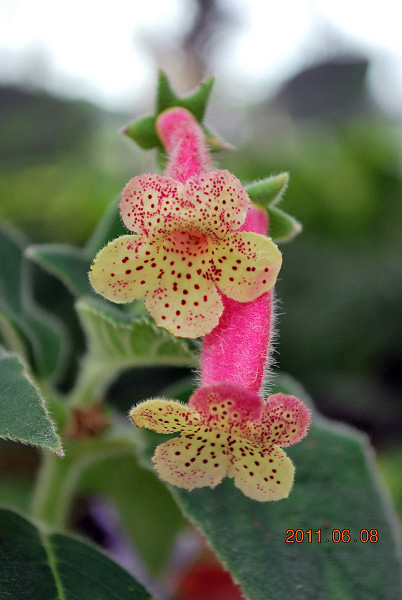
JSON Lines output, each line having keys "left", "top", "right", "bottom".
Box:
{"left": 130, "top": 399, "right": 201, "bottom": 434}
{"left": 261, "top": 393, "right": 311, "bottom": 447}
{"left": 120, "top": 173, "right": 184, "bottom": 238}
{"left": 188, "top": 383, "right": 264, "bottom": 432}
{"left": 89, "top": 235, "right": 159, "bottom": 303}
{"left": 182, "top": 170, "right": 250, "bottom": 239}
{"left": 212, "top": 231, "right": 282, "bottom": 302}
{"left": 228, "top": 445, "right": 295, "bottom": 502}
{"left": 153, "top": 431, "right": 230, "bottom": 490}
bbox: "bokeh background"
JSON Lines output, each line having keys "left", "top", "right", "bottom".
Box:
{"left": 1, "top": 0, "right": 401, "bottom": 521}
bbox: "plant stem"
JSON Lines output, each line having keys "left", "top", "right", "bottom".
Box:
{"left": 31, "top": 451, "right": 73, "bottom": 528}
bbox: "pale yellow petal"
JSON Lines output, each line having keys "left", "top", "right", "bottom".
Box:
{"left": 89, "top": 235, "right": 158, "bottom": 303}
{"left": 130, "top": 399, "right": 201, "bottom": 434}
{"left": 153, "top": 429, "right": 231, "bottom": 490}
{"left": 212, "top": 232, "right": 282, "bottom": 302}
{"left": 145, "top": 274, "right": 223, "bottom": 338}
{"left": 228, "top": 444, "right": 295, "bottom": 502}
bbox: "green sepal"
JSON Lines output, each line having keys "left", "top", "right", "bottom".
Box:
{"left": 122, "top": 115, "right": 159, "bottom": 150}
{"left": 246, "top": 172, "right": 289, "bottom": 207}
{"left": 123, "top": 70, "right": 217, "bottom": 152}
{"left": 267, "top": 205, "right": 302, "bottom": 242}
{"left": 246, "top": 173, "right": 302, "bottom": 242}
{"left": 155, "top": 69, "right": 214, "bottom": 123}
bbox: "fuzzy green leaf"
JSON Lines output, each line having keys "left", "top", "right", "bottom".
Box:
{"left": 27, "top": 197, "right": 127, "bottom": 299}
{"left": 246, "top": 173, "right": 289, "bottom": 207}
{"left": 77, "top": 297, "right": 197, "bottom": 368}
{"left": 0, "top": 347, "right": 62, "bottom": 454}
{"left": 0, "top": 222, "right": 64, "bottom": 378}
{"left": 172, "top": 380, "right": 402, "bottom": 600}
{"left": 0, "top": 508, "right": 151, "bottom": 600}
{"left": 70, "top": 298, "right": 197, "bottom": 405}
{"left": 267, "top": 205, "right": 302, "bottom": 242}
{"left": 26, "top": 243, "right": 92, "bottom": 297}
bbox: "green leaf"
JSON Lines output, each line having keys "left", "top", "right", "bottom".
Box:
{"left": 267, "top": 205, "right": 302, "bottom": 242}
{"left": 70, "top": 298, "right": 197, "bottom": 405}
{"left": 77, "top": 297, "right": 197, "bottom": 368}
{"left": 172, "top": 381, "right": 402, "bottom": 600}
{"left": 78, "top": 452, "right": 185, "bottom": 575}
{"left": 26, "top": 243, "right": 92, "bottom": 297}
{"left": 0, "top": 508, "right": 151, "bottom": 600}
{"left": 0, "top": 347, "right": 62, "bottom": 454}
{"left": 0, "top": 222, "right": 64, "bottom": 378}
{"left": 27, "top": 196, "right": 129, "bottom": 302}
{"left": 246, "top": 173, "right": 289, "bottom": 207}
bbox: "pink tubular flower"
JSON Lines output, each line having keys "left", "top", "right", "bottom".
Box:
{"left": 130, "top": 382, "right": 310, "bottom": 502}
{"left": 89, "top": 170, "right": 282, "bottom": 338}
{"left": 201, "top": 204, "right": 274, "bottom": 394}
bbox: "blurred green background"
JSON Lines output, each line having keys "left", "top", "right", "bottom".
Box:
{"left": 0, "top": 0, "right": 401, "bottom": 523}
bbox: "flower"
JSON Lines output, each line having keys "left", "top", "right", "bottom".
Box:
{"left": 130, "top": 382, "right": 310, "bottom": 502}
{"left": 201, "top": 205, "right": 273, "bottom": 394}
{"left": 89, "top": 170, "right": 282, "bottom": 338}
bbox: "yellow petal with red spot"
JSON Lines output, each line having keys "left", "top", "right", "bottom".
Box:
{"left": 89, "top": 235, "right": 159, "bottom": 303}
{"left": 228, "top": 444, "right": 294, "bottom": 501}
{"left": 153, "top": 429, "right": 231, "bottom": 490}
{"left": 130, "top": 399, "right": 201, "bottom": 434}
{"left": 145, "top": 276, "right": 222, "bottom": 338}
{"left": 212, "top": 231, "right": 282, "bottom": 302}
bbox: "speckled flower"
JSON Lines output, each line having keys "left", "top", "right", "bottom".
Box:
{"left": 89, "top": 170, "right": 282, "bottom": 338}
{"left": 130, "top": 382, "right": 310, "bottom": 502}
